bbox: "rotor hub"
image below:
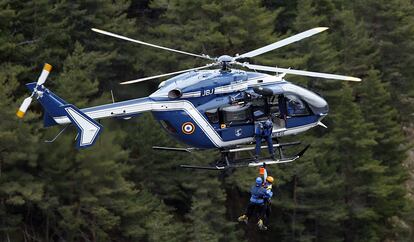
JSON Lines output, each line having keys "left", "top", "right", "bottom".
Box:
{"left": 217, "top": 55, "right": 234, "bottom": 71}
{"left": 217, "top": 55, "right": 233, "bottom": 63}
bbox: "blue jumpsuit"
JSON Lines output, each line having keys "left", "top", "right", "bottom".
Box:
{"left": 246, "top": 184, "right": 267, "bottom": 218}
{"left": 255, "top": 119, "right": 274, "bottom": 158}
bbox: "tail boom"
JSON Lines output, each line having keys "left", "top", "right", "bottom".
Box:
{"left": 27, "top": 82, "right": 153, "bottom": 148}
{"left": 52, "top": 97, "right": 154, "bottom": 125}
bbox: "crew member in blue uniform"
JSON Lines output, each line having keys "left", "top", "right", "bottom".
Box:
{"left": 238, "top": 177, "right": 268, "bottom": 230}
{"left": 254, "top": 116, "right": 275, "bottom": 161}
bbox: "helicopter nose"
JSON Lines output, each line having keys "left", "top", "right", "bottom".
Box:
{"left": 308, "top": 96, "right": 329, "bottom": 115}
{"left": 320, "top": 103, "right": 329, "bottom": 115}
{"left": 315, "top": 97, "right": 329, "bottom": 115}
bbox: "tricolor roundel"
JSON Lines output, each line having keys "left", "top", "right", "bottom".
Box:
{"left": 182, "top": 122, "right": 195, "bottom": 135}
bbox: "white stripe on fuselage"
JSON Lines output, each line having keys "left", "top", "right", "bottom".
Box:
{"left": 53, "top": 99, "right": 321, "bottom": 148}
{"left": 54, "top": 100, "right": 252, "bottom": 147}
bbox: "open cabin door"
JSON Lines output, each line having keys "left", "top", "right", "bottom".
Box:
{"left": 267, "top": 94, "right": 314, "bottom": 130}
{"left": 266, "top": 95, "right": 286, "bottom": 130}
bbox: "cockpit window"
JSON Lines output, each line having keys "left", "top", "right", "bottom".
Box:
{"left": 286, "top": 95, "right": 309, "bottom": 116}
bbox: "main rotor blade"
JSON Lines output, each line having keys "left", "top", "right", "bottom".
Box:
{"left": 235, "top": 27, "right": 329, "bottom": 59}
{"left": 241, "top": 63, "right": 361, "bottom": 82}
{"left": 120, "top": 64, "right": 216, "bottom": 85}
{"left": 91, "top": 28, "right": 213, "bottom": 61}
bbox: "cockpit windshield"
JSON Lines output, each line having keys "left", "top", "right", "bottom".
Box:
{"left": 285, "top": 94, "right": 309, "bottom": 116}
{"left": 281, "top": 83, "right": 328, "bottom": 114}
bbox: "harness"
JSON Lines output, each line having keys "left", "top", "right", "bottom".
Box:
{"left": 250, "top": 185, "right": 265, "bottom": 204}
{"left": 255, "top": 119, "right": 273, "bottom": 136}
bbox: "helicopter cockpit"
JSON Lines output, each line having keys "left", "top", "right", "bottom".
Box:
{"left": 285, "top": 94, "right": 309, "bottom": 116}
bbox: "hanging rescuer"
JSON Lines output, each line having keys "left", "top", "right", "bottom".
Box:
{"left": 261, "top": 165, "right": 274, "bottom": 229}
{"left": 238, "top": 164, "right": 274, "bottom": 230}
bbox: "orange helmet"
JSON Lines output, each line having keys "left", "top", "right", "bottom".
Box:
{"left": 266, "top": 176, "right": 274, "bottom": 184}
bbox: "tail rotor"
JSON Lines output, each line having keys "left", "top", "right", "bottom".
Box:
{"left": 16, "top": 63, "right": 52, "bottom": 118}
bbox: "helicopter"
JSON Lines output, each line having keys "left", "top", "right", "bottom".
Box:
{"left": 17, "top": 27, "right": 361, "bottom": 170}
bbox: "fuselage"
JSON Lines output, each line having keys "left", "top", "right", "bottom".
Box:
{"left": 149, "top": 69, "right": 328, "bottom": 148}
{"left": 53, "top": 69, "right": 328, "bottom": 149}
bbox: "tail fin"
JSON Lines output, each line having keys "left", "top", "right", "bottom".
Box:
{"left": 26, "top": 82, "right": 103, "bottom": 148}
{"left": 26, "top": 82, "right": 68, "bottom": 119}
{"left": 19, "top": 64, "right": 103, "bottom": 148}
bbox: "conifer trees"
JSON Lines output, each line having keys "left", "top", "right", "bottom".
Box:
{"left": 0, "top": 0, "right": 413, "bottom": 241}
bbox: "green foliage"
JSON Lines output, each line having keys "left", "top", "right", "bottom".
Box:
{"left": 145, "top": 0, "right": 278, "bottom": 72}
{"left": 0, "top": 64, "right": 42, "bottom": 239}
{"left": 0, "top": 0, "right": 413, "bottom": 241}
{"left": 54, "top": 43, "right": 99, "bottom": 104}
{"left": 351, "top": 0, "right": 414, "bottom": 120}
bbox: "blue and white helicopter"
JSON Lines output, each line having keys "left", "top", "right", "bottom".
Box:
{"left": 17, "top": 27, "right": 361, "bottom": 170}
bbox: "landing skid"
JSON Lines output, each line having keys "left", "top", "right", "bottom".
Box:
{"left": 179, "top": 144, "right": 310, "bottom": 171}
{"left": 179, "top": 155, "right": 303, "bottom": 170}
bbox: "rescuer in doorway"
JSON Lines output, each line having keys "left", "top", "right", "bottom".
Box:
{"left": 238, "top": 177, "right": 268, "bottom": 230}
{"left": 254, "top": 116, "right": 275, "bottom": 161}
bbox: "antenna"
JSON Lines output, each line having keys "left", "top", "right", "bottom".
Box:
{"left": 110, "top": 90, "right": 115, "bottom": 103}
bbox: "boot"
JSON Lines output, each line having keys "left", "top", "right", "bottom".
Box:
{"left": 257, "top": 219, "right": 268, "bottom": 230}
{"left": 238, "top": 215, "right": 248, "bottom": 224}
{"left": 254, "top": 155, "right": 259, "bottom": 163}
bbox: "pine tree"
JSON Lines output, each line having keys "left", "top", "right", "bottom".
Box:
{"left": 187, "top": 171, "right": 243, "bottom": 242}
{"left": 0, "top": 63, "right": 43, "bottom": 241}
{"left": 350, "top": 0, "right": 414, "bottom": 120}
{"left": 356, "top": 70, "right": 410, "bottom": 239}
{"left": 315, "top": 85, "right": 385, "bottom": 241}
{"left": 145, "top": 0, "right": 278, "bottom": 73}
{"left": 336, "top": 9, "right": 410, "bottom": 239}
{"left": 0, "top": 2, "right": 44, "bottom": 240}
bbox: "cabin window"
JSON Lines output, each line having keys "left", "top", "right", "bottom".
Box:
{"left": 205, "top": 108, "right": 219, "bottom": 124}
{"left": 267, "top": 95, "right": 280, "bottom": 116}
{"left": 286, "top": 95, "right": 309, "bottom": 116}
{"left": 251, "top": 98, "right": 267, "bottom": 120}
{"left": 221, "top": 103, "right": 252, "bottom": 125}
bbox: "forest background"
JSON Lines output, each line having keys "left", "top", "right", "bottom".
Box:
{"left": 1, "top": 0, "right": 414, "bottom": 241}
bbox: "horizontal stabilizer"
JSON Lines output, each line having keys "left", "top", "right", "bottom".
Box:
{"left": 63, "top": 105, "right": 103, "bottom": 148}
{"left": 43, "top": 113, "right": 58, "bottom": 127}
